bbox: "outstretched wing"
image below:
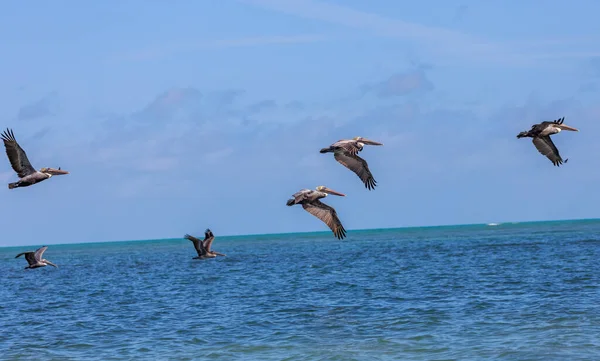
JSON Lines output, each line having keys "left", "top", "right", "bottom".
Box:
{"left": 34, "top": 246, "right": 48, "bottom": 261}
{"left": 1, "top": 129, "right": 36, "bottom": 178}
{"left": 202, "top": 229, "right": 215, "bottom": 251}
{"left": 287, "top": 189, "right": 312, "bottom": 206}
{"left": 334, "top": 152, "right": 377, "bottom": 190}
{"left": 15, "top": 251, "right": 37, "bottom": 266}
{"left": 333, "top": 140, "right": 361, "bottom": 156}
{"left": 302, "top": 200, "right": 347, "bottom": 240}
{"left": 184, "top": 234, "right": 206, "bottom": 257}
{"left": 532, "top": 136, "right": 564, "bottom": 166}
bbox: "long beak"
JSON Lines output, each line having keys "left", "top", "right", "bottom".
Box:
{"left": 557, "top": 124, "right": 579, "bottom": 132}
{"left": 46, "top": 261, "right": 58, "bottom": 268}
{"left": 361, "top": 138, "right": 384, "bottom": 146}
{"left": 323, "top": 187, "right": 346, "bottom": 196}
{"left": 47, "top": 168, "right": 69, "bottom": 175}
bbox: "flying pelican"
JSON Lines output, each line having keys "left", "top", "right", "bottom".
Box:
{"left": 517, "top": 117, "right": 579, "bottom": 166}
{"left": 15, "top": 246, "right": 58, "bottom": 269}
{"left": 1, "top": 128, "right": 69, "bottom": 189}
{"left": 286, "top": 186, "right": 347, "bottom": 239}
{"left": 184, "top": 229, "right": 226, "bottom": 259}
{"left": 320, "top": 137, "right": 383, "bottom": 190}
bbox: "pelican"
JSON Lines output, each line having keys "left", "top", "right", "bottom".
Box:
{"left": 517, "top": 117, "right": 579, "bottom": 166}
{"left": 15, "top": 246, "right": 58, "bottom": 269}
{"left": 320, "top": 137, "right": 383, "bottom": 190}
{"left": 1, "top": 128, "right": 69, "bottom": 189}
{"left": 286, "top": 186, "right": 347, "bottom": 239}
{"left": 184, "top": 229, "right": 226, "bottom": 259}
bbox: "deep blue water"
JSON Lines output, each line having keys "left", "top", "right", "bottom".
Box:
{"left": 1, "top": 220, "right": 600, "bottom": 360}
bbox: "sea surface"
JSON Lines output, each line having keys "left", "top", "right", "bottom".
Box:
{"left": 1, "top": 220, "right": 600, "bottom": 360}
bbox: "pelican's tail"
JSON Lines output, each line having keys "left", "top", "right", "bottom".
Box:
{"left": 516, "top": 131, "right": 529, "bottom": 139}
{"left": 286, "top": 198, "right": 295, "bottom": 206}
{"left": 8, "top": 182, "right": 20, "bottom": 189}
{"left": 319, "top": 147, "right": 334, "bottom": 153}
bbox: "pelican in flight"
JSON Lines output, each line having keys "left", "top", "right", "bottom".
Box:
{"left": 1, "top": 128, "right": 69, "bottom": 189}
{"left": 184, "top": 229, "right": 226, "bottom": 259}
{"left": 286, "top": 186, "right": 347, "bottom": 239}
{"left": 320, "top": 137, "right": 383, "bottom": 190}
{"left": 15, "top": 246, "right": 58, "bottom": 269}
{"left": 517, "top": 117, "right": 579, "bottom": 166}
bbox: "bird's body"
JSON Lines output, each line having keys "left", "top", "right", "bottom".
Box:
{"left": 517, "top": 117, "right": 579, "bottom": 166}
{"left": 287, "top": 186, "right": 347, "bottom": 239}
{"left": 320, "top": 137, "right": 383, "bottom": 190}
{"left": 15, "top": 246, "right": 58, "bottom": 269}
{"left": 184, "top": 229, "right": 226, "bottom": 259}
{"left": 1, "top": 128, "right": 69, "bottom": 189}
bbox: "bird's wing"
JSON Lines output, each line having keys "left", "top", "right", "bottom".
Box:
{"left": 202, "top": 229, "right": 215, "bottom": 251}
{"left": 15, "top": 251, "right": 36, "bottom": 266}
{"left": 0, "top": 129, "right": 37, "bottom": 178}
{"left": 532, "top": 136, "right": 564, "bottom": 166}
{"left": 184, "top": 234, "right": 206, "bottom": 256}
{"left": 336, "top": 141, "right": 361, "bottom": 156}
{"left": 34, "top": 246, "right": 48, "bottom": 261}
{"left": 334, "top": 152, "right": 377, "bottom": 190}
{"left": 302, "top": 200, "right": 347, "bottom": 240}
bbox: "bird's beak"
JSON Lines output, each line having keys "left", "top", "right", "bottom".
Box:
{"left": 46, "top": 261, "right": 58, "bottom": 268}
{"left": 557, "top": 124, "right": 579, "bottom": 132}
{"left": 46, "top": 168, "right": 69, "bottom": 175}
{"left": 360, "top": 138, "right": 384, "bottom": 145}
{"left": 323, "top": 187, "right": 346, "bottom": 196}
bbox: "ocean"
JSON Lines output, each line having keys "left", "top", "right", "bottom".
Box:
{"left": 1, "top": 219, "right": 599, "bottom": 360}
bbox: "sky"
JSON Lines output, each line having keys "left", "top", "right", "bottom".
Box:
{"left": 1, "top": 0, "right": 600, "bottom": 246}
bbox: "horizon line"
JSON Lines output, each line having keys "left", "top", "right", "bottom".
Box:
{"left": 1, "top": 216, "right": 598, "bottom": 250}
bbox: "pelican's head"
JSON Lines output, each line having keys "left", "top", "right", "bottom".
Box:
{"left": 316, "top": 186, "right": 346, "bottom": 196}
{"left": 43, "top": 259, "right": 58, "bottom": 268}
{"left": 352, "top": 136, "right": 384, "bottom": 146}
{"left": 40, "top": 167, "right": 69, "bottom": 177}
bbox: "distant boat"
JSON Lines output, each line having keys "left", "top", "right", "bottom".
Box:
{"left": 487, "top": 223, "right": 500, "bottom": 226}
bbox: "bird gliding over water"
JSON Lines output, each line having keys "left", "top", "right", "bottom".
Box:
{"left": 1, "top": 129, "right": 69, "bottom": 189}
{"left": 15, "top": 246, "right": 58, "bottom": 269}
{"left": 184, "top": 229, "right": 226, "bottom": 259}
{"left": 287, "top": 186, "right": 347, "bottom": 240}
{"left": 517, "top": 117, "right": 579, "bottom": 166}
{"left": 320, "top": 137, "right": 383, "bottom": 190}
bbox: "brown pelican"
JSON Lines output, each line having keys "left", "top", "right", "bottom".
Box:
{"left": 1, "top": 128, "right": 69, "bottom": 189}
{"left": 15, "top": 246, "right": 58, "bottom": 269}
{"left": 184, "top": 229, "right": 226, "bottom": 259}
{"left": 517, "top": 117, "right": 579, "bottom": 166}
{"left": 320, "top": 137, "right": 383, "bottom": 190}
{"left": 286, "top": 186, "right": 347, "bottom": 239}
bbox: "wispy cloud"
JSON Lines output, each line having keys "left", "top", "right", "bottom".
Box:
{"left": 240, "top": 0, "right": 599, "bottom": 66}
{"left": 17, "top": 92, "right": 60, "bottom": 121}
{"left": 361, "top": 68, "right": 434, "bottom": 98}
{"left": 108, "top": 34, "right": 329, "bottom": 63}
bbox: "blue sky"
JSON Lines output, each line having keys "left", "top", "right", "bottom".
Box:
{"left": 1, "top": 0, "right": 600, "bottom": 246}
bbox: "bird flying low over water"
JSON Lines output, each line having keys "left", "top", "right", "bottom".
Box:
{"left": 184, "top": 229, "right": 226, "bottom": 259}
{"left": 320, "top": 137, "right": 383, "bottom": 190}
{"left": 1, "top": 129, "right": 69, "bottom": 189}
{"left": 517, "top": 117, "right": 579, "bottom": 166}
{"left": 15, "top": 246, "right": 57, "bottom": 269}
{"left": 286, "top": 186, "right": 347, "bottom": 240}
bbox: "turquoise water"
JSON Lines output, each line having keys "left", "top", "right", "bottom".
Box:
{"left": 1, "top": 219, "right": 600, "bottom": 360}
